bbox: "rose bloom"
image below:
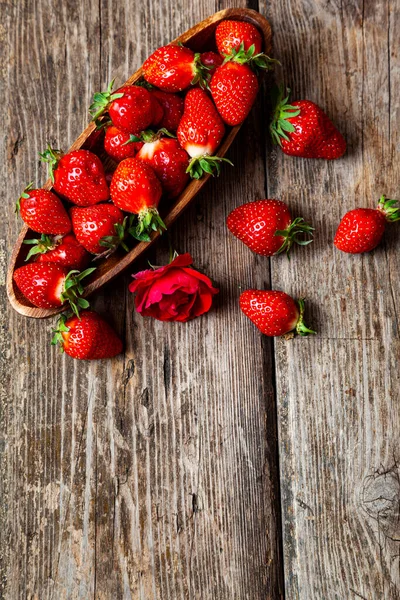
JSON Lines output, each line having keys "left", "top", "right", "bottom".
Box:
{"left": 129, "top": 253, "right": 219, "bottom": 322}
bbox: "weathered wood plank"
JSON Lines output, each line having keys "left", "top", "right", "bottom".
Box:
{"left": 264, "top": 0, "right": 400, "bottom": 597}
{"left": 1, "top": 0, "right": 284, "bottom": 598}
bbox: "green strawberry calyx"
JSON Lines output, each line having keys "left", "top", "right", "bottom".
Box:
{"left": 191, "top": 53, "right": 213, "bottom": 90}
{"left": 23, "top": 234, "right": 61, "bottom": 261}
{"left": 223, "top": 42, "right": 280, "bottom": 73}
{"left": 377, "top": 195, "right": 400, "bottom": 222}
{"left": 123, "top": 128, "right": 175, "bottom": 146}
{"left": 270, "top": 87, "right": 301, "bottom": 146}
{"left": 186, "top": 155, "right": 234, "bottom": 179}
{"left": 60, "top": 267, "right": 96, "bottom": 318}
{"left": 275, "top": 217, "right": 314, "bottom": 257}
{"left": 296, "top": 298, "right": 316, "bottom": 337}
{"left": 51, "top": 313, "right": 70, "bottom": 351}
{"left": 128, "top": 208, "right": 166, "bottom": 242}
{"left": 15, "top": 182, "right": 34, "bottom": 213}
{"left": 98, "top": 216, "right": 131, "bottom": 256}
{"left": 89, "top": 78, "right": 124, "bottom": 126}
{"left": 39, "top": 145, "right": 64, "bottom": 183}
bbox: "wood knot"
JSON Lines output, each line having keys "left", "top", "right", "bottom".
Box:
{"left": 361, "top": 464, "right": 400, "bottom": 541}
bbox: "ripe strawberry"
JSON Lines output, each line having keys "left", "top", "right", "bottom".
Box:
{"left": 104, "top": 125, "right": 144, "bottom": 162}
{"left": 334, "top": 196, "right": 400, "bottom": 254}
{"left": 227, "top": 199, "right": 313, "bottom": 256}
{"left": 150, "top": 95, "right": 164, "bottom": 127}
{"left": 210, "top": 44, "right": 275, "bottom": 126}
{"left": 71, "top": 204, "right": 127, "bottom": 255}
{"left": 270, "top": 88, "right": 346, "bottom": 159}
{"left": 89, "top": 80, "right": 154, "bottom": 134}
{"left": 199, "top": 51, "right": 223, "bottom": 73}
{"left": 24, "top": 233, "right": 90, "bottom": 270}
{"left": 215, "top": 20, "right": 263, "bottom": 56}
{"left": 150, "top": 90, "right": 184, "bottom": 132}
{"left": 52, "top": 311, "right": 123, "bottom": 360}
{"left": 136, "top": 131, "right": 189, "bottom": 198}
{"left": 13, "top": 263, "right": 94, "bottom": 314}
{"left": 40, "top": 147, "right": 109, "bottom": 206}
{"left": 240, "top": 290, "right": 315, "bottom": 337}
{"left": 110, "top": 158, "right": 164, "bottom": 239}
{"left": 177, "top": 88, "right": 232, "bottom": 178}
{"left": 143, "top": 44, "right": 209, "bottom": 92}
{"left": 16, "top": 184, "right": 71, "bottom": 235}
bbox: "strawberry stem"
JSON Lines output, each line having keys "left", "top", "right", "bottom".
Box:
{"left": 15, "top": 182, "right": 34, "bottom": 213}
{"left": 51, "top": 313, "right": 70, "bottom": 351}
{"left": 89, "top": 78, "right": 124, "bottom": 127}
{"left": 39, "top": 145, "right": 64, "bottom": 183}
{"left": 187, "top": 155, "right": 234, "bottom": 179}
{"left": 270, "top": 86, "right": 301, "bottom": 146}
{"left": 60, "top": 267, "right": 96, "bottom": 318}
{"left": 377, "top": 195, "right": 400, "bottom": 222}
{"left": 23, "top": 234, "right": 60, "bottom": 261}
{"left": 296, "top": 298, "right": 316, "bottom": 336}
{"left": 128, "top": 208, "right": 166, "bottom": 242}
{"left": 275, "top": 217, "right": 314, "bottom": 257}
{"left": 223, "top": 42, "right": 279, "bottom": 73}
{"left": 98, "top": 216, "right": 131, "bottom": 255}
{"left": 191, "top": 53, "right": 213, "bottom": 90}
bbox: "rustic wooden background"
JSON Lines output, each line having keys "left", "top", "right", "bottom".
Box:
{"left": 1, "top": 0, "right": 399, "bottom": 598}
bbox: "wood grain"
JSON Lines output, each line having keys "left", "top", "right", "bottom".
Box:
{"left": 1, "top": 0, "right": 283, "bottom": 598}
{"left": 262, "top": 0, "right": 400, "bottom": 597}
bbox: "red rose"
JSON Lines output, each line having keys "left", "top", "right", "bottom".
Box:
{"left": 129, "top": 253, "right": 219, "bottom": 322}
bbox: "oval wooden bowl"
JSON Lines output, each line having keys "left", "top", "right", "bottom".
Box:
{"left": 7, "top": 7, "right": 272, "bottom": 318}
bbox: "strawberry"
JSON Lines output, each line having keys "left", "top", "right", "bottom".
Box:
{"left": 16, "top": 183, "right": 71, "bottom": 235}
{"left": 150, "top": 95, "right": 164, "bottom": 127}
{"left": 71, "top": 204, "right": 127, "bottom": 255}
{"left": 40, "top": 147, "right": 109, "bottom": 206}
{"left": 13, "top": 263, "right": 94, "bottom": 314}
{"left": 334, "top": 196, "right": 400, "bottom": 254}
{"left": 240, "top": 290, "right": 315, "bottom": 337}
{"left": 104, "top": 125, "right": 144, "bottom": 162}
{"left": 110, "top": 158, "right": 164, "bottom": 239}
{"left": 199, "top": 51, "right": 223, "bottom": 73}
{"left": 52, "top": 311, "right": 123, "bottom": 360}
{"left": 227, "top": 199, "right": 313, "bottom": 257}
{"left": 23, "top": 233, "right": 90, "bottom": 270}
{"left": 270, "top": 88, "right": 346, "bottom": 159}
{"left": 136, "top": 130, "right": 189, "bottom": 198}
{"left": 150, "top": 90, "right": 184, "bottom": 132}
{"left": 215, "top": 20, "right": 263, "bottom": 56}
{"left": 89, "top": 80, "right": 154, "bottom": 134}
{"left": 142, "top": 44, "right": 209, "bottom": 92}
{"left": 177, "top": 88, "right": 232, "bottom": 178}
{"left": 210, "top": 44, "right": 275, "bottom": 126}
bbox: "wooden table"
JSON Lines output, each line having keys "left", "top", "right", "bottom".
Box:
{"left": 1, "top": 1, "right": 399, "bottom": 598}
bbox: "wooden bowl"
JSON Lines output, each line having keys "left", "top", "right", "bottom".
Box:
{"left": 7, "top": 7, "right": 272, "bottom": 318}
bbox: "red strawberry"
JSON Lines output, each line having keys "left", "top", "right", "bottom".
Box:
{"left": 240, "top": 290, "right": 315, "bottom": 337}
{"left": 136, "top": 131, "right": 189, "bottom": 198}
{"left": 150, "top": 90, "right": 184, "bottom": 132}
{"left": 177, "top": 88, "right": 232, "bottom": 178}
{"left": 40, "top": 147, "right": 109, "bottom": 206}
{"left": 215, "top": 20, "right": 263, "bottom": 56}
{"left": 210, "top": 44, "right": 275, "bottom": 126}
{"left": 13, "top": 263, "right": 94, "bottom": 314}
{"left": 143, "top": 45, "right": 209, "bottom": 92}
{"left": 227, "top": 199, "right": 313, "bottom": 256}
{"left": 89, "top": 80, "right": 154, "bottom": 134}
{"left": 16, "top": 184, "right": 71, "bottom": 235}
{"left": 334, "top": 196, "right": 400, "bottom": 254}
{"left": 52, "top": 311, "right": 123, "bottom": 360}
{"left": 150, "top": 95, "right": 164, "bottom": 127}
{"left": 110, "top": 158, "right": 164, "bottom": 239}
{"left": 24, "top": 233, "right": 90, "bottom": 270}
{"left": 270, "top": 88, "right": 346, "bottom": 159}
{"left": 104, "top": 125, "right": 144, "bottom": 162}
{"left": 199, "top": 51, "right": 223, "bottom": 73}
{"left": 71, "top": 204, "right": 126, "bottom": 255}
